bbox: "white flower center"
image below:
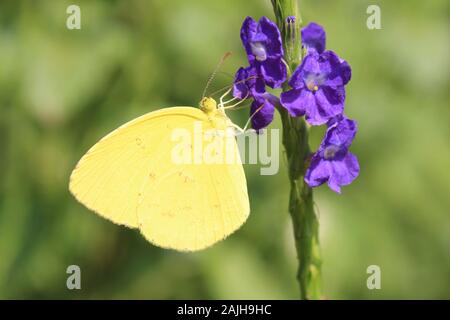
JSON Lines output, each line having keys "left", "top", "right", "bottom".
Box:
{"left": 324, "top": 145, "right": 339, "bottom": 160}
{"left": 305, "top": 73, "right": 326, "bottom": 92}
{"left": 250, "top": 42, "right": 267, "bottom": 61}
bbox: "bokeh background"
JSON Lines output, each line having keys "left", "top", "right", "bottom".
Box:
{"left": 0, "top": 0, "right": 449, "bottom": 299}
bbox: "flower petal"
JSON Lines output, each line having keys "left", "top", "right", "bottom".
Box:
{"left": 280, "top": 88, "right": 314, "bottom": 117}
{"left": 250, "top": 94, "right": 276, "bottom": 130}
{"left": 323, "top": 116, "right": 358, "bottom": 150}
{"left": 328, "top": 152, "right": 359, "bottom": 193}
{"left": 305, "top": 86, "right": 344, "bottom": 125}
{"left": 321, "top": 51, "right": 352, "bottom": 88}
{"left": 301, "top": 52, "right": 322, "bottom": 76}
{"left": 301, "top": 22, "right": 326, "bottom": 54}
{"left": 339, "top": 59, "right": 352, "bottom": 85}
{"left": 259, "top": 16, "right": 284, "bottom": 58}
{"left": 233, "top": 66, "right": 264, "bottom": 99}
{"left": 288, "top": 53, "right": 321, "bottom": 88}
{"left": 305, "top": 155, "right": 331, "bottom": 187}
{"left": 240, "top": 16, "right": 258, "bottom": 63}
{"left": 260, "top": 58, "right": 287, "bottom": 88}
{"left": 288, "top": 64, "right": 305, "bottom": 89}
{"left": 233, "top": 67, "right": 250, "bottom": 99}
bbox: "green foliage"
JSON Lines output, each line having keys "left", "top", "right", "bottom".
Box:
{"left": 0, "top": 0, "right": 449, "bottom": 299}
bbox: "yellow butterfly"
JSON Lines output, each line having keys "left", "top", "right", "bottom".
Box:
{"left": 69, "top": 95, "right": 250, "bottom": 251}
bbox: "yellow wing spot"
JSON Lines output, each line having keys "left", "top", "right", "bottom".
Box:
{"left": 135, "top": 137, "right": 146, "bottom": 149}
{"left": 137, "top": 192, "right": 143, "bottom": 205}
{"left": 162, "top": 210, "right": 175, "bottom": 218}
{"left": 177, "top": 171, "right": 194, "bottom": 183}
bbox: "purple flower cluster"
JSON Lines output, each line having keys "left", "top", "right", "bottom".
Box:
{"left": 233, "top": 18, "right": 359, "bottom": 192}
{"left": 232, "top": 16, "right": 287, "bottom": 130}
{"left": 297, "top": 22, "right": 358, "bottom": 193}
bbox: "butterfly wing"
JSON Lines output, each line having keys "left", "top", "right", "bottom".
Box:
{"left": 69, "top": 107, "right": 209, "bottom": 228}
{"left": 69, "top": 107, "right": 250, "bottom": 250}
{"left": 137, "top": 143, "right": 250, "bottom": 251}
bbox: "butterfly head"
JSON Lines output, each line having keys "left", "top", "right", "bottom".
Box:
{"left": 200, "top": 97, "right": 217, "bottom": 114}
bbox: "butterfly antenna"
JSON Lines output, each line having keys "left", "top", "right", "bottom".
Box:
{"left": 216, "top": 71, "right": 235, "bottom": 79}
{"left": 202, "top": 52, "right": 232, "bottom": 99}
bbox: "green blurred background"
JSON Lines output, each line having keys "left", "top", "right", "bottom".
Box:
{"left": 0, "top": 0, "right": 449, "bottom": 299}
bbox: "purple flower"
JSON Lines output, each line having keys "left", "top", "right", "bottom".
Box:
{"left": 280, "top": 50, "right": 351, "bottom": 125}
{"left": 233, "top": 16, "right": 288, "bottom": 130}
{"left": 305, "top": 116, "right": 359, "bottom": 193}
{"left": 301, "top": 22, "right": 326, "bottom": 54}
{"left": 250, "top": 92, "right": 278, "bottom": 131}
{"left": 232, "top": 66, "right": 263, "bottom": 99}
{"left": 233, "top": 66, "right": 278, "bottom": 131}
{"left": 240, "top": 16, "right": 287, "bottom": 88}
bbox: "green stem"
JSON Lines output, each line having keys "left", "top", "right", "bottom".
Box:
{"left": 271, "top": 0, "right": 322, "bottom": 299}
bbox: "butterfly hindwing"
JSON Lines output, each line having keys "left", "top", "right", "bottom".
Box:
{"left": 137, "top": 147, "right": 249, "bottom": 251}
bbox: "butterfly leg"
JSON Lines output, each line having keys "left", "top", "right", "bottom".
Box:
{"left": 219, "top": 88, "right": 232, "bottom": 109}
{"left": 230, "top": 102, "right": 264, "bottom": 135}
{"left": 244, "top": 102, "right": 264, "bottom": 130}
{"left": 221, "top": 96, "right": 238, "bottom": 106}
{"left": 223, "top": 93, "right": 249, "bottom": 110}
